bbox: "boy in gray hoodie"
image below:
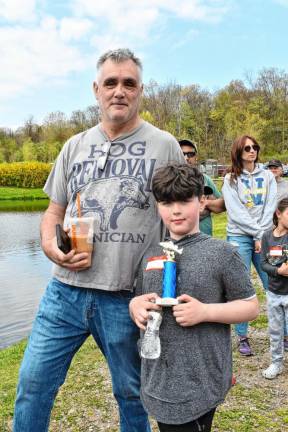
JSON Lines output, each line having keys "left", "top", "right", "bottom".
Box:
{"left": 129, "top": 163, "right": 259, "bottom": 431}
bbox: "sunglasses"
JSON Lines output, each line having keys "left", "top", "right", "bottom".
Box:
{"left": 183, "top": 151, "right": 196, "bottom": 158}
{"left": 98, "top": 141, "right": 111, "bottom": 170}
{"left": 243, "top": 144, "right": 260, "bottom": 153}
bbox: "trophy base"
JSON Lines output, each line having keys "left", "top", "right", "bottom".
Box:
{"left": 156, "top": 297, "right": 179, "bottom": 306}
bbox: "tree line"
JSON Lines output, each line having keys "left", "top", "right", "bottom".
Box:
{"left": 1, "top": 67, "right": 288, "bottom": 164}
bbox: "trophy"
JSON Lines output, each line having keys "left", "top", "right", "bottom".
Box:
{"left": 156, "top": 241, "right": 183, "bottom": 306}
{"left": 140, "top": 311, "right": 163, "bottom": 359}
{"left": 141, "top": 241, "right": 183, "bottom": 359}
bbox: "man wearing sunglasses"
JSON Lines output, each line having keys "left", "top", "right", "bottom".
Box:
{"left": 179, "top": 139, "right": 225, "bottom": 236}
{"left": 13, "top": 49, "right": 184, "bottom": 432}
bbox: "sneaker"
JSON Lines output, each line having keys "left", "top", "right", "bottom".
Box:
{"left": 262, "top": 363, "right": 283, "bottom": 380}
{"left": 284, "top": 339, "right": 288, "bottom": 352}
{"left": 238, "top": 337, "right": 253, "bottom": 356}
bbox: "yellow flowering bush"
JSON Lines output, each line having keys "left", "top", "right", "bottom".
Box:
{"left": 0, "top": 162, "right": 52, "bottom": 187}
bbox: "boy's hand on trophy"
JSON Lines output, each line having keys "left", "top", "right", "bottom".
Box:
{"left": 173, "top": 294, "right": 208, "bottom": 327}
{"left": 129, "top": 293, "right": 162, "bottom": 330}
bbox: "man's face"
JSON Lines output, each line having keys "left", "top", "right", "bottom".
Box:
{"left": 180, "top": 144, "right": 197, "bottom": 166}
{"left": 93, "top": 59, "right": 143, "bottom": 127}
{"left": 157, "top": 197, "right": 205, "bottom": 240}
{"left": 268, "top": 165, "right": 283, "bottom": 180}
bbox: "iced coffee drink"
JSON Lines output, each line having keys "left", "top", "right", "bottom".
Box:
{"left": 70, "top": 217, "right": 94, "bottom": 268}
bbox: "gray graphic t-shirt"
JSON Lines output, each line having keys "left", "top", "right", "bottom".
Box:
{"left": 44, "top": 121, "right": 184, "bottom": 290}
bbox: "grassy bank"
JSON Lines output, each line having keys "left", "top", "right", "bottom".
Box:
{"left": 1, "top": 282, "right": 287, "bottom": 431}
{"left": 0, "top": 187, "right": 48, "bottom": 201}
{"left": 1, "top": 213, "right": 287, "bottom": 431}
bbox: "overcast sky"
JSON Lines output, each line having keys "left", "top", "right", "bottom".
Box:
{"left": 1, "top": 0, "right": 287, "bottom": 129}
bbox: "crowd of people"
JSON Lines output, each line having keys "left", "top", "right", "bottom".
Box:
{"left": 12, "top": 48, "right": 288, "bottom": 432}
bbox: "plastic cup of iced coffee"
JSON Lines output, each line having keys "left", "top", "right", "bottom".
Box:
{"left": 69, "top": 217, "right": 94, "bottom": 268}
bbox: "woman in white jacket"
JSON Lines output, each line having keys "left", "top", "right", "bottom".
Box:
{"left": 222, "top": 135, "right": 277, "bottom": 356}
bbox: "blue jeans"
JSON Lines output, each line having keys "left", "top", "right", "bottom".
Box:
{"left": 227, "top": 235, "right": 268, "bottom": 337}
{"left": 13, "top": 278, "right": 150, "bottom": 432}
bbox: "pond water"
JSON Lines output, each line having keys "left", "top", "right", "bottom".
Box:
{"left": 0, "top": 201, "right": 51, "bottom": 349}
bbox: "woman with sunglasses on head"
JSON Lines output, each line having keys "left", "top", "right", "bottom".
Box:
{"left": 222, "top": 135, "right": 277, "bottom": 356}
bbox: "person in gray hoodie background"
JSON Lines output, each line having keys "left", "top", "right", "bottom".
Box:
{"left": 222, "top": 135, "right": 277, "bottom": 356}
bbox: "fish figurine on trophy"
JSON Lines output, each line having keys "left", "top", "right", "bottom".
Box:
{"left": 156, "top": 241, "right": 183, "bottom": 306}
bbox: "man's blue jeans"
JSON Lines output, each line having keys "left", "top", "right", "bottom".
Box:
{"left": 13, "top": 278, "right": 150, "bottom": 432}
{"left": 227, "top": 235, "right": 268, "bottom": 337}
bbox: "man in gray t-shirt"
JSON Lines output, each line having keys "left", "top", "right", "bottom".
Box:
{"left": 13, "top": 49, "right": 184, "bottom": 432}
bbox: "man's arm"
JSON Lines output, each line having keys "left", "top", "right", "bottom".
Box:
{"left": 41, "top": 200, "right": 91, "bottom": 271}
{"left": 205, "top": 197, "right": 226, "bottom": 214}
{"left": 173, "top": 295, "right": 259, "bottom": 327}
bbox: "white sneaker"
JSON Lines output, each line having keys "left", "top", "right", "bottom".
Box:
{"left": 262, "top": 363, "right": 283, "bottom": 380}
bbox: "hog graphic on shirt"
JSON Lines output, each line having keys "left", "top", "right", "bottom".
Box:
{"left": 70, "top": 176, "right": 150, "bottom": 232}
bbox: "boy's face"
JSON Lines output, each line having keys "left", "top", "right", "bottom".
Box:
{"left": 157, "top": 196, "right": 205, "bottom": 240}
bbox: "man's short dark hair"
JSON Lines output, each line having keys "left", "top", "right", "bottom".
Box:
{"left": 152, "top": 163, "right": 204, "bottom": 203}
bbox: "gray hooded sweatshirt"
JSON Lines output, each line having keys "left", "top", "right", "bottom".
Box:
{"left": 222, "top": 165, "right": 277, "bottom": 240}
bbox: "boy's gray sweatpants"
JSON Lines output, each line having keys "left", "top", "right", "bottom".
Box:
{"left": 267, "top": 291, "right": 288, "bottom": 365}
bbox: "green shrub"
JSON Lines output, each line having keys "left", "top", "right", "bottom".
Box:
{"left": 0, "top": 162, "right": 52, "bottom": 188}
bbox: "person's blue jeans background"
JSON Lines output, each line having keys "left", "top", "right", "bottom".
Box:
{"left": 227, "top": 235, "right": 268, "bottom": 338}
{"left": 13, "top": 278, "right": 151, "bottom": 432}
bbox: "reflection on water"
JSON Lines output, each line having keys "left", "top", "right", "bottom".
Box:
{"left": 0, "top": 209, "right": 51, "bottom": 349}
{"left": 0, "top": 199, "right": 49, "bottom": 212}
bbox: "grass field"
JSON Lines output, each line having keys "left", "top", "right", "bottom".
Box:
{"left": 0, "top": 187, "right": 48, "bottom": 201}
{"left": 0, "top": 207, "right": 288, "bottom": 431}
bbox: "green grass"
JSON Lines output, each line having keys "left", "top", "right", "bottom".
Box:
{"left": 212, "top": 212, "right": 227, "bottom": 239}
{"left": 0, "top": 187, "right": 48, "bottom": 200}
{"left": 0, "top": 338, "right": 118, "bottom": 431}
{"left": 0, "top": 341, "right": 27, "bottom": 419}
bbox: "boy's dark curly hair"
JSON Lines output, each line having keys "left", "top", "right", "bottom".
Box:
{"left": 152, "top": 163, "right": 204, "bottom": 203}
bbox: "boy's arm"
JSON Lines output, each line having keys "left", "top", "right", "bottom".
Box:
{"left": 173, "top": 245, "right": 259, "bottom": 327}
{"left": 260, "top": 232, "right": 278, "bottom": 276}
{"left": 173, "top": 295, "right": 259, "bottom": 327}
{"left": 129, "top": 294, "right": 162, "bottom": 330}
